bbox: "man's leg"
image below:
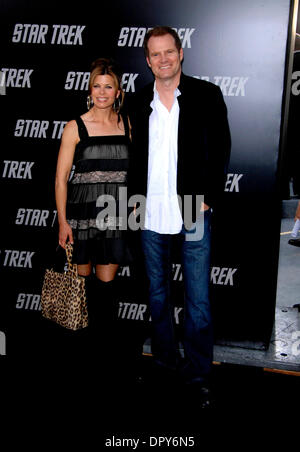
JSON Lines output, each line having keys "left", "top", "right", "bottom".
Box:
{"left": 141, "top": 230, "right": 178, "bottom": 369}
{"left": 181, "top": 209, "right": 213, "bottom": 384}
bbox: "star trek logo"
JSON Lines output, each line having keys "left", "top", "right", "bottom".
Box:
{"left": 12, "top": 24, "right": 86, "bottom": 45}
{"left": 118, "top": 27, "right": 195, "bottom": 48}
{"left": 14, "top": 119, "right": 67, "bottom": 139}
{"left": 0, "top": 68, "right": 33, "bottom": 88}
{"left": 64, "top": 71, "right": 138, "bottom": 92}
{"left": 16, "top": 294, "right": 41, "bottom": 311}
{"left": 194, "top": 75, "right": 249, "bottom": 96}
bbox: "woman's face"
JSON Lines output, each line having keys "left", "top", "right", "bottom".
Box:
{"left": 90, "top": 74, "right": 120, "bottom": 110}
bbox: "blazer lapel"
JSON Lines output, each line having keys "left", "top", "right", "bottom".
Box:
{"left": 177, "top": 74, "right": 188, "bottom": 164}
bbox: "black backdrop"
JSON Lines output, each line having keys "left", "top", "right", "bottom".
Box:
{"left": 0, "top": 0, "right": 297, "bottom": 355}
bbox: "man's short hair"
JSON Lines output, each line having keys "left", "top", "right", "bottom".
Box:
{"left": 143, "top": 26, "right": 182, "bottom": 58}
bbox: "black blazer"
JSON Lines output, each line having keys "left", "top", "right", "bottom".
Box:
{"left": 127, "top": 73, "right": 231, "bottom": 214}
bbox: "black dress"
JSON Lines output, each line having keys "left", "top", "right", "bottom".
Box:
{"left": 66, "top": 115, "right": 132, "bottom": 265}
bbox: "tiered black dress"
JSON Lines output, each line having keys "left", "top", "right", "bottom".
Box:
{"left": 66, "top": 115, "right": 132, "bottom": 265}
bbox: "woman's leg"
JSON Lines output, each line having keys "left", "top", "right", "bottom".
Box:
{"left": 77, "top": 263, "right": 92, "bottom": 277}
{"left": 94, "top": 264, "right": 119, "bottom": 321}
{"left": 89, "top": 264, "right": 120, "bottom": 360}
{"left": 95, "top": 263, "right": 119, "bottom": 281}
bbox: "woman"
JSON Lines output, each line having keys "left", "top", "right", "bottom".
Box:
{"left": 55, "top": 58, "right": 131, "bottom": 351}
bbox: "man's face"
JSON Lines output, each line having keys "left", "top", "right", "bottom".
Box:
{"left": 146, "top": 34, "right": 183, "bottom": 82}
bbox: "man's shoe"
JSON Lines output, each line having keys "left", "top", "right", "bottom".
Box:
{"left": 199, "top": 386, "right": 213, "bottom": 409}
{"left": 288, "top": 238, "right": 300, "bottom": 247}
{"left": 185, "top": 382, "right": 213, "bottom": 409}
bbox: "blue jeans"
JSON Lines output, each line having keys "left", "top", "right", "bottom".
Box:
{"left": 141, "top": 210, "right": 213, "bottom": 383}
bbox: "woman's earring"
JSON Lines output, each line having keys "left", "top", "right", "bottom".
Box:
{"left": 87, "top": 95, "right": 93, "bottom": 110}
{"left": 113, "top": 97, "right": 121, "bottom": 112}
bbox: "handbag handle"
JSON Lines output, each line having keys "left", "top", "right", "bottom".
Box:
{"left": 65, "top": 242, "right": 78, "bottom": 277}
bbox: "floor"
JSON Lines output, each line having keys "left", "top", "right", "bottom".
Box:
{"left": 276, "top": 216, "right": 300, "bottom": 309}
{"left": 210, "top": 216, "right": 300, "bottom": 372}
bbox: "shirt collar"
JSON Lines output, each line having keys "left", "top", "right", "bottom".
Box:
{"left": 151, "top": 81, "right": 181, "bottom": 106}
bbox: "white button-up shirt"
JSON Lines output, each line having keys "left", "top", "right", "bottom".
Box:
{"left": 144, "top": 84, "right": 183, "bottom": 234}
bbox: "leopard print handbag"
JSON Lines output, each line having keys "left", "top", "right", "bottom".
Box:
{"left": 41, "top": 243, "right": 88, "bottom": 330}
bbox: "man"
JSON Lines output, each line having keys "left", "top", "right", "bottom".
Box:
{"left": 128, "top": 26, "right": 231, "bottom": 401}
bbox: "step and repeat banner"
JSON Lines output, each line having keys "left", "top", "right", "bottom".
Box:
{"left": 283, "top": 6, "right": 300, "bottom": 198}
{"left": 0, "top": 0, "right": 295, "bottom": 355}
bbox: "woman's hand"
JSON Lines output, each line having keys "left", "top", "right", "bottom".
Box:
{"left": 58, "top": 222, "right": 74, "bottom": 249}
{"left": 201, "top": 202, "right": 210, "bottom": 211}
{"left": 295, "top": 201, "right": 300, "bottom": 222}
